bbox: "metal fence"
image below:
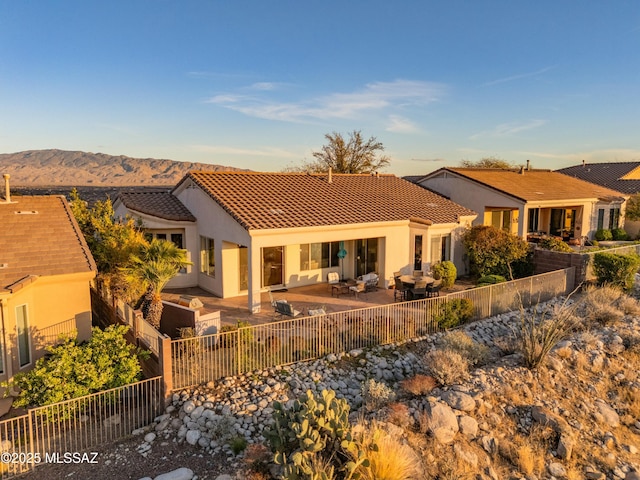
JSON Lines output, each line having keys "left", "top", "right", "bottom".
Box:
{"left": 0, "top": 376, "right": 163, "bottom": 479}
{"left": 171, "top": 268, "right": 575, "bottom": 390}
{"left": 94, "top": 282, "right": 165, "bottom": 357}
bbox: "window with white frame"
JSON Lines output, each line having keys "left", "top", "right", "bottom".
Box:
{"left": 299, "top": 242, "right": 340, "bottom": 270}
{"left": 200, "top": 236, "right": 215, "bottom": 277}
{"left": 490, "top": 209, "right": 512, "bottom": 231}
{"left": 430, "top": 234, "right": 451, "bottom": 266}
{"left": 609, "top": 208, "right": 620, "bottom": 230}
{"left": 527, "top": 208, "right": 540, "bottom": 233}
{"left": 16, "top": 304, "right": 31, "bottom": 368}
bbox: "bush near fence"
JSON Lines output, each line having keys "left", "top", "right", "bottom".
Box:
{"left": 170, "top": 268, "right": 575, "bottom": 390}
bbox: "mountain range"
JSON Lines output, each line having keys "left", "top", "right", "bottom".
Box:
{"left": 0, "top": 149, "right": 246, "bottom": 186}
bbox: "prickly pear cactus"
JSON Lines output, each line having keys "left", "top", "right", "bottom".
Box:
{"left": 264, "top": 389, "right": 362, "bottom": 479}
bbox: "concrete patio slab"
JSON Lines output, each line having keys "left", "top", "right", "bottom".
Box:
{"left": 162, "top": 283, "right": 397, "bottom": 327}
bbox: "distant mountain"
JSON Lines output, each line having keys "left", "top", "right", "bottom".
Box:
{"left": 0, "top": 149, "right": 247, "bottom": 186}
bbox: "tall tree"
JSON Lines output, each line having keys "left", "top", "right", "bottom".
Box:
{"left": 625, "top": 193, "right": 640, "bottom": 221}
{"left": 70, "top": 189, "right": 147, "bottom": 297}
{"left": 460, "top": 156, "right": 514, "bottom": 169}
{"left": 302, "top": 130, "right": 390, "bottom": 174}
{"left": 122, "top": 239, "right": 192, "bottom": 328}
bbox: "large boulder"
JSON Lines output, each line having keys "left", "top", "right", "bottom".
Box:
{"left": 425, "top": 402, "right": 459, "bottom": 444}
{"left": 531, "top": 406, "right": 571, "bottom": 434}
{"left": 441, "top": 391, "right": 476, "bottom": 412}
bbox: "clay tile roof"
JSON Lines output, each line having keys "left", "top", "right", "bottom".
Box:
{"left": 557, "top": 162, "right": 640, "bottom": 194}
{"left": 179, "top": 171, "right": 476, "bottom": 230}
{"left": 0, "top": 196, "right": 97, "bottom": 292}
{"left": 117, "top": 192, "right": 196, "bottom": 222}
{"left": 445, "top": 168, "right": 627, "bottom": 202}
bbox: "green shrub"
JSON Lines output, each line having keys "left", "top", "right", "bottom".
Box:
{"left": 7, "top": 325, "right": 147, "bottom": 408}
{"left": 434, "top": 298, "right": 474, "bottom": 329}
{"left": 538, "top": 237, "right": 574, "bottom": 252}
{"left": 595, "top": 228, "right": 613, "bottom": 241}
{"left": 230, "top": 436, "right": 248, "bottom": 455}
{"left": 431, "top": 261, "right": 457, "bottom": 288}
{"left": 592, "top": 252, "right": 640, "bottom": 291}
{"left": 462, "top": 225, "right": 531, "bottom": 278}
{"left": 477, "top": 274, "right": 506, "bottom": 287}
{"left": 611, "top": 228, "right": 629, "bottom": 241}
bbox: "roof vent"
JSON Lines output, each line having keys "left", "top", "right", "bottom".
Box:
{"left": 15, "top": 210, "right": 39, "bottom": 215}
{"left": 0, "top": 263, "right": 8, "bottom": 269}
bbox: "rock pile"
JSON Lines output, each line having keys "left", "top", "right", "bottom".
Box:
{"left": 134, "top": 295, "right": 640, "bottom": 479}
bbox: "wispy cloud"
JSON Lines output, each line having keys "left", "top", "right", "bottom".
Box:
{"left": 386, "top": 115, "right": 419, "bottom": 133}
{"left": 410, "top": 157, "right": 445, "bottom": 163}
{"left": 206, "top": 79, "right": 446, "bottom": 124}
{"left": 469, "top": 119, "right": 546, "bottom": 140}
{"left": 190, "top": 144, "right": 299, "bottom": 158}
{"left": 483, "top": 66, "right": 554, "bottom": 86}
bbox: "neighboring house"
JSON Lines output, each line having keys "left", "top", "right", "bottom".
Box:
{"left": 115, "top": 171, "right": 477, "bottom": 313}
{"left": 0, "top": 187, "right": 97, "bottom": 386}
{"left": 412, "top": 167, "right": 627, "bottom": 242}
{"left": 558, "top": 161, "right": 640, "bottom": 237}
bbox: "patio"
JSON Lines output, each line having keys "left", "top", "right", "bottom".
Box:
{"left": 162, "top": 283, "right": 398, "bottom": 327}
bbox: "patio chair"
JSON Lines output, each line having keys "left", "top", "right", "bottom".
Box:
{"left": 274, "top": 300, "right": 301, "bottom": 319}
{"left": 394, "top": 276, "right": 409, "bottom": 301}
{"left": 426, "top": 281, "right": 442, "bottom": 298}
{"left": 307, "top": 305, "right": 326, "bottom": 316}
{"left": 327, "top": 272, "right": 340, "bottom": 290}
{"left": 413, "top": 270, "right": 424, "bottom": 277}
{"left": 363, "top": 273, "right": 379, "bottom": 292}
{"left": 349, "top": 281, "right": 367, "bottom": 298}
{"left": 410, "top": 279, "right": 428, "bottom": 300}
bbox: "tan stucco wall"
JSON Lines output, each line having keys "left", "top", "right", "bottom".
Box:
{"left": 0, "top": 272, "right": 94, "bottom": 383}
{"left": 420, "top": 173, "right": 625, "bottom": 241}
{"left": 113, "top": 203, "right": 199, "bottom": 289}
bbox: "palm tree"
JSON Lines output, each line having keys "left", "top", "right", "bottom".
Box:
{"left": 123, "top": 239, "right": 192, "bottom": 328}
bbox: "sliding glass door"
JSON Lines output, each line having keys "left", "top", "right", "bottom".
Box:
{"left": 262, "top": 246, "right": 284, "bottom": 287}
{"left": 355, "top": 238, "right": 378, "bottom": 277}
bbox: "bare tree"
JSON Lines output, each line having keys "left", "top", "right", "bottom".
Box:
{"left": 297, "top": 130, "right": 390, "bottom": 174}
{"left": 460, "top": 156, "right": 514, "bottom": 169}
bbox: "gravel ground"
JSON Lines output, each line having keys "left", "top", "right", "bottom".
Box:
{"left": 17, "top": 434, "right": 241, "bottom": 480}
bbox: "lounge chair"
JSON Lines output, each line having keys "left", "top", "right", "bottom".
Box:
{"left": 358, "top": 273, "right": 379, "bottom": 292}
{"left": 274, "top": 300, "right": 301, "bottom": 319}
{"left": 349, "top": 282, "right": 367, "bottom": 297}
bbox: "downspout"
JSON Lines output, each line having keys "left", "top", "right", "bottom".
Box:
{"left": 0, "top": 297, "right": 18, "bottom": 395}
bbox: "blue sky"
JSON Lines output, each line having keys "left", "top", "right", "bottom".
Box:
{"left": 1, "top": 1, "right": 639, "bottom": 176}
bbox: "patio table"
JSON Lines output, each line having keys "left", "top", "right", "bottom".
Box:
{"left": 399, "top": 275, "right": 435, "bottom": 286}
{"left": 331, "top": 282, "right": 351, "bottom": 297}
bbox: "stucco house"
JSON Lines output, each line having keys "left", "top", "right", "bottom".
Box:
{"left": 0, "top": 182, "right": 97, "bottom": 386}
{"left": 114, "top": 171, "right": 476, "bottom": 313}
{"left": 558, "top": 161, "right": 640, "bottom": 238}
{"left": 412, "top": 166, "right": 627, "bottom": 243}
